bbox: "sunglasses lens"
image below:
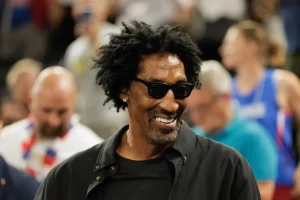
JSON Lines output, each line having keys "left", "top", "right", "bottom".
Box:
{"left": 135, "top": 77, "right": 194, "bottom": 100}
{"left": 173, "top": 84, "right": 194, "bottom": 99}
{"left": 148, "top": 83, "right": 169, "bottom": 99}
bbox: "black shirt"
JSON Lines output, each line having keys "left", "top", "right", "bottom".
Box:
{"left": 34, "top": 121, "right": 261, "bottom": 200}
{"left": 97, "top": 154, "right": 173, "bottom": 200}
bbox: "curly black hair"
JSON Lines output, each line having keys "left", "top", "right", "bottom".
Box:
{"left": 94, "top": 21, "right": 202, "bottom": 111}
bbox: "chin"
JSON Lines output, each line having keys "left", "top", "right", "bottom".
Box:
{"left": 40, "top": 133, "right": 56, "bottom": 139}
{"left": 223, "top": 63, "right": 234, "bottom": 70}
{"left": 146, "top": 126, "right": 180, "bottom": 145}
{"left": 221, "top": 59, "right": 235, "bottom": 69}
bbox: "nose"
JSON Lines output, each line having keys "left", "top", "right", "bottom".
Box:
{"left": 158, "top": 89, "right": 179, "bottom": 113}
{"left": 47, "top": 113, "right": 61, "bottom": 128}
{"left": 220, "top": 44, "right": 229, "bottom": 58}
{"left": 219, "top": 46, "right": 223, "bottom": 56}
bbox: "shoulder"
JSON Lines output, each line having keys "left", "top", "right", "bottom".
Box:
{"left": 196, "top": 137, "right": 258, "bottom": 190}
{"left": 66, "top": 36, "right": 88, "bottom": 53}
{"left": 195, "top": 135, "right": 247, "bottom": 165}
{"left": 236, "top": 117, "right": 270, "bottom": 140}
{"left": 274, "top": 69, "right": 300, "bottom": 89}
{"left": 70, "top": 122, "right": 104, "bottom": 143}
{"left": 234, "top": 116, "right": 277, "bottom": 150}
{"left": 0, "top": 119, "right": 30, "bottom": 139}
{"left": 230, "top": 117, "right": 276, "bottom": 154}
{"left": 195, "top": 135, "right": 257, "bottom": 174}
{"left": 10, "top": 165, "right": 40, "bottom": 199}
{"left": 186, "top": 123, "right": 242, "bottom": 162}
{"left": 64, "top": 36, "right": 89, "bottom": 68}
{"left": 65, "top": 36, "right": 88, "bottom": 55}
{"left": 0, "top": 156, "right": 39, "bottom": 200}
{"left": 71, "top": 122, "right": 103, "bottom": 138}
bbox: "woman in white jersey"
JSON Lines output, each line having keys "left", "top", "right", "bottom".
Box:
{"left": 220, "top": 20, "right": 300, "bottom": 200}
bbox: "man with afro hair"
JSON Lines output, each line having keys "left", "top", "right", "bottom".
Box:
{"left": 35, "top": 21, "right": 260, "bottom": 200}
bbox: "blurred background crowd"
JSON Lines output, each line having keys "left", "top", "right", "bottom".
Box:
{"left": 0, "top": 0, "right": 300, "bottom": 199}
{"left": 1, "top": 0, "right": 295, "bottom": 138}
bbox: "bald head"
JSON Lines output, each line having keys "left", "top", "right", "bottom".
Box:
{"left": 32, "top": 66, "right": 76, "bottom": 97}
{"left": 30, "top": 67, "right": 77, "bottom": 139}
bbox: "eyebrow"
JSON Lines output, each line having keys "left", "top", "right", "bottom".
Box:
{"left": 147, "top": 78, "right": 188, "bottom": 84}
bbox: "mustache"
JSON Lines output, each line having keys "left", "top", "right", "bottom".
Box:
{"left": 39, "top": 125, "right": 66, "bottom": 138}
{"left": 148, "top": 108, "right": 183, "bottom": 119}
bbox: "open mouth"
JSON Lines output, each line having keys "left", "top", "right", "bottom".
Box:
{"left": 153, "top": 116, "right": 178, "bottom": 131}
{"left": 155, "top": 117, "right": 176, "bottom": 124}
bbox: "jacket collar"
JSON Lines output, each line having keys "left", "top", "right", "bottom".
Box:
{"left": 93, "top": 121, "right": 197, "bottom": 172}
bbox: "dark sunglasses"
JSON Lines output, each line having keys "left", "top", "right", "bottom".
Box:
{"left": 133, "top": 77, "right": 194, "bottom": 99}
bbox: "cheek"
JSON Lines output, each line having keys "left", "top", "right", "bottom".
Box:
{"left": 12, "top": 87, "right": 22, "bottom": 99}
{"left": 229, "top": 47, "right": 241, "bottom": 59}
{"left": 128, "top": 94, "right": 154, "bottom": 123}
{"left": 210, "top": 104, "right": 221, "bottom": 115}
{"left": 199, "top": 107, "right": 219, "bottom": 125}
{"left": 210, "top": 106, "right": 225, "bottom": 124}
{"left": 32, "top": 106, "right": 48, "bottom": 123}
{"left": 36, "top": 112, "right": 48, "bottom": 124}
{"left": 223, "top": 48, "right": 243, "bottom": 67}
{"left": 190, "top": 112, "right": 204, "bottom": 125}
{"left": 63, "top": 112, "right": 73, "bottom": 124}
{"left": 180, "top": 99, "right": 188, "bottom": 112}
{"left": 222, "top": 46, "right": 235, "bottom": 63}
{"left": 129, "top": 86, "right": 154, "bottom": 114}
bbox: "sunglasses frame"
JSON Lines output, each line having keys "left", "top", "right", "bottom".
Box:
{"left": 133, "top": 77, "right": 194, "bottom": 99}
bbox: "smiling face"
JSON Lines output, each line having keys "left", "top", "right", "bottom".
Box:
{"left": 123, "top": 53, "right": 189, "bottom": 145}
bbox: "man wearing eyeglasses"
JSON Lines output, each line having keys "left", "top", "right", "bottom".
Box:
{"left": 35, "top": 21, "right": 261, "bottom": 200}
{"left": 188, "top": 60, "right": 278, "bottom": 200}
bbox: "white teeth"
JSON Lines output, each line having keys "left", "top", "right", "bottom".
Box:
{"left": 155, "top": 117, "right": 175, "bottom": 124}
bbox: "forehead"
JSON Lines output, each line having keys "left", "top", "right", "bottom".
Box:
{"left": 16, "top": 72, "right": 37, "bottom": 83}
{"left": 35, "top": 89, "right": 75, "bottom": 106}
{"left": 188, "top": 88, "right": 213, "bottom": 105}
{"left": 139, "top": 53, "right": 186, "bottom": 82}
{"left": 225, "top": 28, "right": 242, "bottom": 42}
{"left": 75, "top": 0, "right": 103, "bottom": 8}
{"left": 76, "top": 0, "right": 96, "bottom": 4}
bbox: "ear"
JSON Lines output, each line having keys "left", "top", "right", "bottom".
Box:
{"left": 28, "top": 95, "right": 33, "bottom": 112}
{"left": 120, "top": 88, "right": 128, "bottom": 102}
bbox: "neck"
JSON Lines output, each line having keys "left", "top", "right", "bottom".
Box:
{"left": 117, "top": 128, "right": 170, "bottom": 161}
{"left": 236, "top": 60, "right": 265, "bottom": 92}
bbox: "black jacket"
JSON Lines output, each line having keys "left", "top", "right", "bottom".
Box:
{"left": 35, "top": 121, "right": 261, "bottom": 200}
